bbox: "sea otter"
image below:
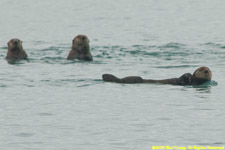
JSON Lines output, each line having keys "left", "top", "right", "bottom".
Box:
{"left": 6, "top": 38, "right": 28, "bottom": 61}
{"left": 102, "top": 67, "right": 212, "bottom": 86}
{"left": 67, "top": 35, "right": 93, "bottom": 61}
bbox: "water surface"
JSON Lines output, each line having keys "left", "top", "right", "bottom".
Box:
{"left": 0, "top": 0, "right": 225, "bottom": 149}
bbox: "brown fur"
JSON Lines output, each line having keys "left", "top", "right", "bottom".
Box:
{"left": 67, "top": 35, "right": 93, "bottom": 61}
{"left": 191, "top": 67, "right": 212, "bottom": 85}
{"left": 6, "top": 38, "right": 28, "bottom": 61}
{"left": 102, "top": 67, "right": 212, "bottom": 86}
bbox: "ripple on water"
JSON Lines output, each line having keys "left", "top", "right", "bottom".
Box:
{"left": 40, "top": 56, "right": 65, "bottom": 64}
{"left": 0, "top": 84, "right": 7, "bottom": 88}
{"left": 203, "top": 42, "right": 225, "bottom": 49}
{"left": 38, "top": 78, "right": 102, "bottom": 87}
{"left": 92, "top": 43, "right": 205, "bottom": 64}
{"left": 24, "top": 43, "right": 208, "bottom": 65}
{"left": 196, "top": 142, "right": 225, "bottom": 146}
{"left": 15, "top": 133, "right": 35, "bottom": 137}
{"left": 158, "top": 42, "right": 186, "bottom": 49}
{"left": 38, "top": 113, "right": 54, "bottom": 116}
{"left": 192, "top": 80, "right": 218, "bottom": 87}
{"left": 153, "top": 65, "right": 198, "bottom": 69}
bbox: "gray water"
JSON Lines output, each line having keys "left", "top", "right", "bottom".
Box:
{"left": 0, "top": 0, "right": 225, "bottom": 149}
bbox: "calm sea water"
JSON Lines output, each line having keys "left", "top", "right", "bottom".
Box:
{"left": 0, "top": 0, "right": 225, "bottom": 149}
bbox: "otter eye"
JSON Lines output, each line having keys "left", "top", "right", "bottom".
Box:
{"left": 82, "top": 37, "right": 86, "bottom": 40}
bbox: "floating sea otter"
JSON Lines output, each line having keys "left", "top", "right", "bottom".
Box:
{"left": 6, "top": 38, "right": 28, "bottom": 62}
{"left": 102, "top": 67, "right": 212, "bottom": 86}
{"left": 67, "top": 35, "right": 93, "bottom": 61}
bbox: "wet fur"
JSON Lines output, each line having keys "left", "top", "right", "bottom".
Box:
{"left": 102, "top": 67, "right": 212, "bottom": 86}
{"left": 67, "top": 35, "right": 93, "bottom": 61}
{"left": 6, "top": 38, "right": 28, "bottom": 61}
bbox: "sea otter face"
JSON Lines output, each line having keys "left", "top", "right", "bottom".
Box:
{"left": 193, "top": 67, "right": 212, "bottom": 81}
{"left": 7, "top": 38, "right": 23, "bottom": 51}
{"left": 72, "top": 35, "right": 89, "bottom": 48}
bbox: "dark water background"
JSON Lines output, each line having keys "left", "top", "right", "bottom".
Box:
{"left": 0, "top": 0, "right": 225, "bottom": 149}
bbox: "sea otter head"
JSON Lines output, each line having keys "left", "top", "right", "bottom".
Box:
{"left": 192, "top": 67, "right": 212, "bottom": 84}
{"left": 7, "top": 38, "right": 23, "bottom": 52}
{"left": 72, "top": 35, "right": 90, "bottom": 53}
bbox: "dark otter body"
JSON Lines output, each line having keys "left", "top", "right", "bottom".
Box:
{"left": 102, "top": 67, "right": 212, "bottom": 86}
{"left": 6, "top": 38, "right": 28, "bottom": 62}
{"left": 67, "top": 35, "right": 93, "bottom": 61}
{"left": 103, "top": 73, "right": 192, "bottom": 85}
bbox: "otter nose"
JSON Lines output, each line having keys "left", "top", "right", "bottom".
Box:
{"left": 204, "top": 70, "right": 208, "bottom": 73}
{"left": 82, "top": 37, "right": 86, "bottom": 40}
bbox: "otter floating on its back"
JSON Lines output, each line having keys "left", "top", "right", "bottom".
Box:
{"left": 102, "top": 67, "right": 212, "bottom": 86}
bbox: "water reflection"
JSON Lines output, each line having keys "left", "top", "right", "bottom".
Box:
{"left": 192, "top": 80, "right": 217, "bottom": 93}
